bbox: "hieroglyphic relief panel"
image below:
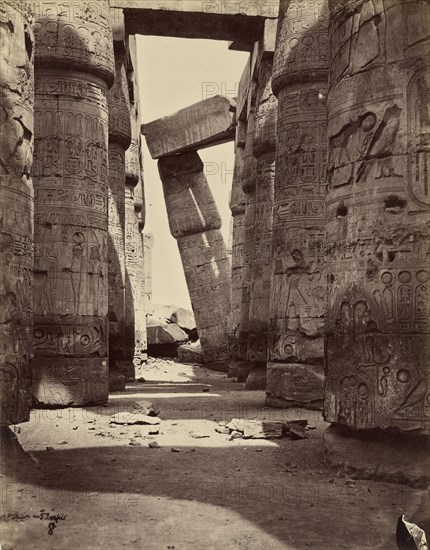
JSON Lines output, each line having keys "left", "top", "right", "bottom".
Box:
{"left": 247, "top": 60, "right": 277, "bottom": 363}
{"left": 324, "top": 0, "right": 430, "bottom": 432}
{"left": 159, "top": 152, "right": 231, "bottom": 367}
{"left": 31, "top": 1, "right": 113, "bottom": 406}
{"left": 267, "top": 0, "right": 328, "bottom": 407}
{"left": 0, "top": 1, "right": 34, "bottom": 424}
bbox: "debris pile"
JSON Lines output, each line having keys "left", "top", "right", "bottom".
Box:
{"left": 216, "top": 419, "right": 312, "bottom": 440}
{"left": 147, "top": 304, "right": 200, "bottom": 359}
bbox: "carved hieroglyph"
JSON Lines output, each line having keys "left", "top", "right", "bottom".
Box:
{"left": 324, "top": 0, "right": 430, "bottom": 433}
{"left": 0, "top": 1, "right": 34, "bottom": 424}
{"left": 248, "top": 60, "right": 277, "bottom": 363}
{"left": 228, "top": 121, "right": 246, "bottom": 358}
{"left": 266, "top": 0, "right": 328, "bottom": 408}
{"left": 238, "top": 110, "right": 257, "bottom": 363}
{"left": 32, "top": 1, "right": 114, "bottom": 406}
{"left": 108, "top": 44, "right": 131, "bottom": 365}
{"left": 158, "top": 152, "right": 231, "bottom": 368}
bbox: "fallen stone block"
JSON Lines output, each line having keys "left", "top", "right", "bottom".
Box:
{"left": 229, "top": 430, "right": 243, "bottom": 440}
{"left": 147, "top": 323, "right": 188, "bottom": 345}
{"left": 215, "top": 426, "right": 230, "bottom": 434}
{"left": 177, "top": 340, "right": 204, "bottom": 364}
{"left": 142, "top": 95, "right": 236, "bottom": 158}
{"left": 132, "top": 400, "right": 160, "bottom": 417}
{"left": 148, "top": 303, "right": 181, "bottom": 324}
{"left": 170, "top": 307, "right": 196, "bottom": 332}
{"left": 243, "top": 420, "right": 284, "bottom": 439}
{"left": 109, "top": 412, "right": 161, "bottom": 425}
{"left": 226, "top": 418, "right": 246, "bottom": 433}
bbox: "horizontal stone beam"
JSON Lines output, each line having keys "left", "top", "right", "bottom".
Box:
{"left": 109, "top": 1, "right": 277, "bottom": 45}
{"left": 142, "top": 95, "right": 236, "bottom": 159}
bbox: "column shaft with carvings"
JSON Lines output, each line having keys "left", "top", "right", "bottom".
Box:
{"left": 0, "top": 1, "right": 34, "bottom": 423}
{"left": 247, "top": 60, "right": 277, "bottom": 373}
{"left": 107, "top": 44, "right": 131, "bottom": 368}
{"left": 143, "top": 234, "right": 153, "bottom": 316}
{"left": 228, "top": 120, "right": 247, "bottom": 360}
{"left": 237, "top": 108, "right": 257, "bottom": 379}
{"left": 125, "top": 88, "right": 146, "bottom": 374}
{"left": 158, "top": 152, "right": 231, "bottom": 369}
{"left": 324, "top": 0, "right": 430, "bottom": 433}
{"left": 32, "top": 1, "right": 114, "bottom": 406}
{"left": 134, "top": 166, "right": 148, "bottom": 366}
{"left": 266, "top": 0, "right": 328, "bottom": 409}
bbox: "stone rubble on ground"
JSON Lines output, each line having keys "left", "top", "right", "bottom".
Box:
{"left": 220, "top": 419, "right": 309, "bottom": 440}
{"left": 109, "top": 412, "right": 161, "bottom": 425}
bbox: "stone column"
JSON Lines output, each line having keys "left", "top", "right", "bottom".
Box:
{"left": 237, "top": 108, "right": 258, "bottom": 381}
{"left": 134, "top": 170, "right": 148, "bottom": 366}
{"left": 158, "top": 152, "right": 231, "bottom": 369}
{"left": 32, "top": 1, "right": 114, "bottom": 406}
{"left": 0, "top": 1, "right": 34, "bottom": 424}
{"left": 143, "top": 234, "right": 153, "bottom": 316}
{"left": 266, "top": 0, "right": 328, "bottom": 409}
{"left": 324, "top": 0, "right": 430, "bottom": 435}
{"left": 246, "top": 60, "right": 277, "bottom": 388}
{"left": 227, "top": 121, "right": 247, "bottom": 361}
{"left": 107, "top": 44, "right": 131, "bottom": 370}
{"left": 124, "top": 95, "right": 146, "bottom": 375}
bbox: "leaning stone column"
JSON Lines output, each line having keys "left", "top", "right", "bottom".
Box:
{"left": 246, "top": 60, "right": 277, "bottom": 388}
{"left": 237, "top": 109, "right": 258, "bottom": 381}
{"left": 228, "top": 120, "right": 247, "bottom": 361}
{"left": 266, "top": 0, "right": 328, "bottom": 409}
{"left": 324, "top": 0, "right": 430, "bottom": 469}
{"left": 0, "top": 1, "right": 34, "bottom": 424}
{"left": 158, "top": 152, "right": 231, "bottom": 369}
{"left": 32, "top": 1, "right": 114, "bottom": 406}
{"left": 107, "top": 44, "right": 131, "bottom": 370}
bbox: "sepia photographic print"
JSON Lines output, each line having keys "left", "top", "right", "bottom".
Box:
{"left": 0, "top": 0, "right": 429, "bottom": 548}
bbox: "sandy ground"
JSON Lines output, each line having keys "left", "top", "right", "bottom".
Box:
{"left": 1, "top": 359, "right": 428, "bottom": 550}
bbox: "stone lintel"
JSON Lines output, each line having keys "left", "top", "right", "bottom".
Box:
{"left": 110, "top": 1, "right": 274, "bottom": 43}
{"left": 142, "top": 95, "right": 236, "bottom": 159}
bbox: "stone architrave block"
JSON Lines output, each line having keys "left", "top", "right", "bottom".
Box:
{"left": 142, "top": 95, "right": 236, "bottom": 158}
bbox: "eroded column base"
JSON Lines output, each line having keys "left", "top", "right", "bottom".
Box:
{"left": 265, "top": 362, "right": 324, "bottom": 410}
{"left": 237, "top": 360, "right": 255, "bottom": 382}
{"left": 245, "top": 362, "right": 267, "bottom": 390}
{"left": 324, "top": 424, "right": 430, "bottom": 489}
{"left": 205, "top": 361, "right": 230, "bottom": 373}
{"left": 32, "top": 358, "right": 108, "bottom": 407}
